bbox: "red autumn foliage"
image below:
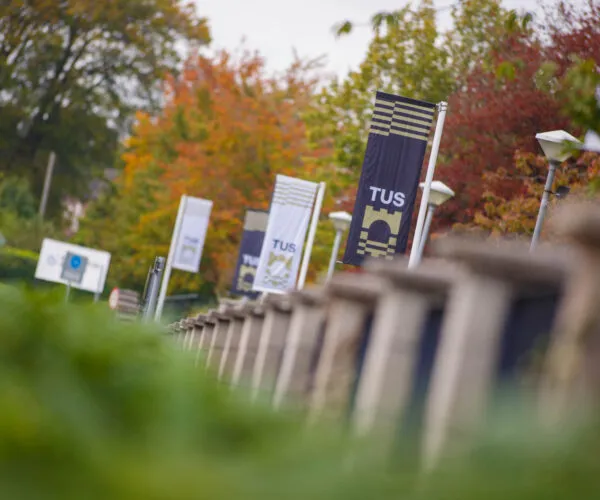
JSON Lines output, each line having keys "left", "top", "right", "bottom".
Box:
{"left": 427, "top": 1, "right": 599, "bottom": 235}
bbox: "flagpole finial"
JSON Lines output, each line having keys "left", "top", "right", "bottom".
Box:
{"left": 437, "top": 101, "right": 448, "bottom": 112}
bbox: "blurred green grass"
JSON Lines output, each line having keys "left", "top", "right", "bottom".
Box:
{"left": 0, "top": 285, "right": 598, "bottom": 499}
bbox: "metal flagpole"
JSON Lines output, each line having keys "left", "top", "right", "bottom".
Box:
{"left": 93, "top": 265, "right": 104, "bottom": 302}
{"left": 155, "top": 195, "right": 187, "bottom": 321}
{"left": 408, "top": 101, "right": 448, "bottom": 268}
{"left": 143, "top": 257, "right": 165, "bottom": 321}
{"left": 297, "top": 181, "right": 326, "bottom": 290}
{"left": 417, "top": 204, "right": 436, "bottom": 258}
{"left": 326, "top": 229, "right": 343, "bottom": 281}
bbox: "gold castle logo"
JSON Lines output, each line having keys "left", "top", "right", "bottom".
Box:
{"left": 357, "top": 205, "right": 402, "bottom": 260}
{"left": 237, "top": 264, "right": 257, "bottom": 291}
{"left": 264, "top": 252, "right": 293, "bottom": 287}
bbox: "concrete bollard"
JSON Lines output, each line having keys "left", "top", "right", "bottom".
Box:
{"left": 184, "top": 315, "right": 203, "bottom": 351}
{"left": 422, "top": 237, "right": 569, "bottom": 470}
{"left": 180, "top": 319, "right": 193, "bottom": 348}
{"left": 194, "top": 312, "right": 216, "bottom": 367}
{"left": 538, "top": 203, "right": 600, "bottom": 424}
{"left": 183, "top": 318, "right": 200, "bottom": 350}
{"left": 251, "top": 294, "right": 294, "bottom": 401}
{"left": 188, "top": 315, "right": 206, "bottom": 352}
{"left": 169, "top": 321, "right": 184, "bottom": 344}
{"left": 218, "top": 305, "right": 250, "bottom": 381}
{"left": 206, "top": 311, "right": 232, "bottom": 371}
{"left": 231, "top": 304, "right": 266, "bottom": 388}
{"left": 273, "top": 287, "right": 327, "bottom": 410}
{"left": 352, "top": 258, "right": 456, "bottom": 443}
{"left": 308, "top": 273, "right": 389, "bottom": 424}
{"left": 201, "top": 311, "right": 218, "bottom": 358}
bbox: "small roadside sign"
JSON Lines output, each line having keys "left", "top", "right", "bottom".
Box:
{"left": 60, "top": 252, "right": 88, "bottom": 284}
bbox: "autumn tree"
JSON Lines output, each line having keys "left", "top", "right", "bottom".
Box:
{"left": 433, "top": 30, "right": 560, "bottom": 227}
{"left": 327, "top": 0, "right": 599, "bottom": 243}
{"left": 455, "top": 150, "right": 600, "bottom": 237}
{"left": 78, "top": 49, "right": 330, "bottom": 296}
{"left": 0, "top": 0, "right": 210, "bottom": 219}
{"left": 313, "top": 0, "right": 453, "bottom": 181}
{"left": 306, "top": 0, "right": 521, "bottom": 256}
{"left": 545, "top": 0, "right": 600, "bottom": 136}
{"left": 439, "top": 1, "right": 600, "bottom": 235}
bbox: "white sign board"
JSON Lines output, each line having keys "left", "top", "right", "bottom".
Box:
{"left": 171, "top": 196, "right": 213, "bottom": 273}
{"left": 253, "top": 174, "right": 318, "bottom": 294}
{"left": 34, "top": 238, "right": 111, "bottom": 294}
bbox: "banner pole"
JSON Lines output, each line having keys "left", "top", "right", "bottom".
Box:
{"left": 408, "top": 101, "right": 448, "bottom": 268}
{"left": 155, "top": 195, "right": 187, "bottom": 321}
{"left": 297, "top": 181, "right": 326, "bottom": 290}
{"left": 93, "top": 264, "right": 104, "bottom": 302}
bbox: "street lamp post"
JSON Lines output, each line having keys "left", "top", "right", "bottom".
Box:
{"left": 414, "top": 180, "right": 455, "bottom": 264}
{"left": 530, "top": 130, "right": 581, "bottom": 251}
{"left": 327, "top": 211, "right": 352, "bottom": 280}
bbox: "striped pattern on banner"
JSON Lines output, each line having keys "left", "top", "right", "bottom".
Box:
{"left": 271, "top": 177, "right": 317, "bottom": 209}
{"left": 370, "top": 95, "right": 435, "bottom": 142}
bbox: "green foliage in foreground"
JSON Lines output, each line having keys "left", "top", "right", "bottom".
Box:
{"left": 0, "top": 286, "right": 599, "bottom": 499}
{"left": 0, "top": 246, "right": 38, "bottom": 282}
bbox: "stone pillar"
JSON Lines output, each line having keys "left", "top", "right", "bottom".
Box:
{"left": 231, "top": 305, "right": 266, "bottom": 387}
{"left": 251, "top": 295, "right": 293, "bottom": 400}
{"left": 273, "top": 287, "right": 327, "bottom": 409}
{"left": 422, "top": 238, "right": 568, "bottom": 470}
{"left": 308, "top": 273, "right": 388, "bottom": 424}
{"left": 352, "top": 259, "right": 455, "bottom": 440}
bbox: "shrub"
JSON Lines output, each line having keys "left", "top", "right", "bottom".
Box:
{"left": 0, "top": 246, "right": 38, "bottom": 282}
{"left": 0, "top": 286, "right": 599, "bottom": 499}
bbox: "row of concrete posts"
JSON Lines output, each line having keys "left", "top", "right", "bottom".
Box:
{"left": 168, "top": 202, "right": 600, "bottom": 469}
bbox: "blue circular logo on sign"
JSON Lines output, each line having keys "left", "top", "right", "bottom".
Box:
{"left": 70, "top": 255, "right": 81, "bottom": 269}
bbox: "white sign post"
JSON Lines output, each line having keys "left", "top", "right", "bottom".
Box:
{"left": 253, "top": 175, "right": 320, "bottom": 294}
{"left": 34, "top": 239, "right": 111, "bottom": 296}
{"left": 154, "top": 195, "right": 213, "bottom": 321}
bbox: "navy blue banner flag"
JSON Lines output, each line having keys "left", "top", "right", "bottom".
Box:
{"left": 230, "top": 209, "right": 268, "bottom": 298}
{"left": 342, "top": 91, "right": 436, "bottom": 266}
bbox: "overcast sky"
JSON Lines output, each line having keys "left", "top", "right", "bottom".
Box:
{"left": 194, "top": 0, "right": 551, "bottom": 80}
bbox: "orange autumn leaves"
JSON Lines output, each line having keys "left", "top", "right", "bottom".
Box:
{"left": 118, "top": 50, "right": 329, "bottom": 292}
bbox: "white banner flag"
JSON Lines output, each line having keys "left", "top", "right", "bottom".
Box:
{"left": 253, "top": 174, "right": 318, "bottom": 294}
{"left": 171, "top": 196, "right": 213, "bottom": 273}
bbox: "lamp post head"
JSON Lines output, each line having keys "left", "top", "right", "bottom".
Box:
{"left": 329, "top": 211, "right": 352, "bottom": 233}
{"left": 582, "top": 130, "right": 600, "bottom": 153}
{"left": 535, "top": 130, "right": 582, "bottom": 163}
{"left": 419, "top": 180, "right": 455, "bottom": 207}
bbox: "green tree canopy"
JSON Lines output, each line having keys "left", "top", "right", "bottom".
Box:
{"left": 0, "top": 0, "right": 210, "bottom": 219}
